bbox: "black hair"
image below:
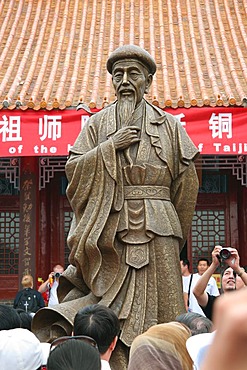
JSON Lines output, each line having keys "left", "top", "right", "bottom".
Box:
{"left": 74, "top": 304, "right": 120, "bottom": 355}
{"left": 180, "top": 259, "right": 190, "bottom": 269}
{"left": 0, "top": 304, "right": 21, "bottom": 330}
{"left": 47, "top": 339, "right": 101, "bottom": 370}
{"left": 197, "top": 258, "right": 210, "bottom": 266}
{"left": 221, "top": 265, "right": 235, "bottom": 277}
{"left": 15, "top": 308, "right": 33, "bottom": 331}
{"left": 175, "top": 312, "right": 213, "bottom": 336}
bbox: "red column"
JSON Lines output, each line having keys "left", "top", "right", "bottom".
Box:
{"left": 19, "top": 157, "right": 39, "bottom": 289}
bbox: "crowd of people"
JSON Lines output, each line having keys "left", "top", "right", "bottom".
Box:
{"left": 1, "top": 244, "right": 246, "bottom": 370}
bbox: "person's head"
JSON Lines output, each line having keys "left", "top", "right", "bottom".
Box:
{"left": 53, "top": 264, "right": 64, "bottom": 277}
{"left": 52, "top": 264, "right": 64, "bottom": 281}
{"left": 175, "top": 312, "right": 213, "bottom": 336}
{"left": 53, "top": 264, "right": 64, "bottom": 274}
{"left": 0, "top": 328, "right": 43, "bottom": 370}
{"left": 221, "top": 266, "right": 236, "bottom": 292}
{"left": 107, "top": 45, "right": 155, "bottom": 121}
{"left": 47, "top": 338, "right": 101, "bottom": 370}
{"left": 15, "top": 308, "right": 33, "bottom": 331}
{"left": 197, "top": 258, "right": 210, "bottom": 275}
{"left": 180, "top": 259, "right": 190, "bottom": 275}
{"left": 21, "top": 274, "right": 33, "bottom": 288}
{"left": 73, "top": 304, "right": 120, "bottom": 357}
{"left": 128, "top": 322, "right": 193, "bottom": 370}
{"left": 0, "top": 304, "right": 21, "bottom": 330}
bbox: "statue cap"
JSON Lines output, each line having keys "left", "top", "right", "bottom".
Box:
{"left": 107, "top": 44, "right": 156, "bottom": 75}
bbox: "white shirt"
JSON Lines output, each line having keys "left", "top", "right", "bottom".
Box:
{"left": 183, "top": 272, "right": 219, "bottom": 316}
{"left": 101, "top": 359, "right": 111, "bottom": 370}
{"left": 48, "top": 280, "right": 59, "bottom": 307}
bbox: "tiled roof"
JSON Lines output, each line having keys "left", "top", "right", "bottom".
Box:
{"left": 0, "top": 0, "right": 247, "bottom": 110}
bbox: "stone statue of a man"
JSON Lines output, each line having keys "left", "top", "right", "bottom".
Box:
{"left": 33, "top": 45, "right": 199, "bottom": 369}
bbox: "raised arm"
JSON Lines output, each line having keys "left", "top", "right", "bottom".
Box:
{"left": 38, "top": 272, "right": 53, "bottom": 293}
{"left": 193, "top": 246, "right": 221, "bottom": 307}
{"left": 224, "top": 247, "right": 247, "bottom": 287}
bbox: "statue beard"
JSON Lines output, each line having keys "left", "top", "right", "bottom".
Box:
{"left": 118, "top": 96, "right": 136, "bottom": 127}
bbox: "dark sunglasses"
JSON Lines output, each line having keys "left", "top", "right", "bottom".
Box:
{"left": 49, "top": 335, "right": 98, "bottom": 352}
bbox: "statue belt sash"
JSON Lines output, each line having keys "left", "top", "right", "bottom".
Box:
{"left": 123, "top": 185, "right": 170, "bottom": 268}
{"left": 124, "top": 185, "right": 170, "bottom": 200}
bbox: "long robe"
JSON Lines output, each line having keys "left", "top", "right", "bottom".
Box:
{"left": 32, "top": 99, "right": 199, "bottom": 355}
{"left": 63, "top": 99, "right": 199, "bottom": 345}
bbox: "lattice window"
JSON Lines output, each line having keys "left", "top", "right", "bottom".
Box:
{"left": 0, "top": 211, "right": 19, "bottom": 274}
{"left": 0, "top": 177, "right": 19, "bottom": 195}
{"left": 0, "top": 158, "right": 20, "bottom": 190}
{"left": 64, "top": 211, "right": 73, "bottom": 267}
{"left": 191, "top": 210, "right": 225, "bottom": 272}
{"left": 199, "top": 174, "right": 228, "bottom": 193}
{"left": 196, "top": 155, "right": 247, "bottom": 187}
{"left": 39, "top": 157, "right": 67, "bottom": 190}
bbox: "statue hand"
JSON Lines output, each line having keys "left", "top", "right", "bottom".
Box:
{"left": 112, "top": 125, "right": 140, "bottom": 150}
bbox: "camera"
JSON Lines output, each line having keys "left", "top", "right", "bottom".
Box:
{"left": 219, "top": 248, "right": 232, "bottom": 260}
{"left": 54, "top": 272, "right": 61, "bottom": 279}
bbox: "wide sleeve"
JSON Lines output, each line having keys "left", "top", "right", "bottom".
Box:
{"left": 170, "top": 161, "right": 199, "bottom": 251}
{"left": 151, "top": 112, "right": 199, "bottom": 250}
{"left": 65, "top": 116, "right": 121, "bottom": 296}
{"left": 163, "top": 114, "right": 199, "bottom": 249}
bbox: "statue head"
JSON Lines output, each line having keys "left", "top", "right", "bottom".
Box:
{"left": 107, "top": 45, "right": 156, "bottom": 108}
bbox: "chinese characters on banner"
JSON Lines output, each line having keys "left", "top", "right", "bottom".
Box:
{"left": 0, "top": 107, "right": 247, "bottom": 156}
{"left": 21, "top": 178, "right": 33, "bottom": 276}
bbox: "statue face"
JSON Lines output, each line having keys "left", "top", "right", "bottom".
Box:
{"left": 112, "top": 60, "right": 152, "bottom": 106}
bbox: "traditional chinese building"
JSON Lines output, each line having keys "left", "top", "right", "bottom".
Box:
{"left": 0, "top": 0, "right": 247, "bottom": 301}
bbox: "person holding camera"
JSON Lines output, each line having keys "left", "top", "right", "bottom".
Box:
{"left": 181, "top": 258, "right": 219, "bottom": 316}
{"left": 38, "top": 264, "right": 64, "bottom": 307}
{"left": 193, "top": 246, "right": 247, "bottom": 320}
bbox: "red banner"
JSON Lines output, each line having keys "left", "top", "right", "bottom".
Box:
{"left": 0, "top": 107, "right": 246, "bottom": 156}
